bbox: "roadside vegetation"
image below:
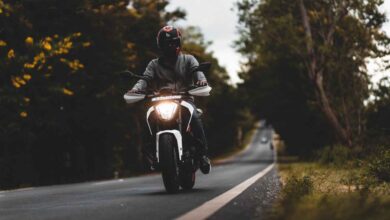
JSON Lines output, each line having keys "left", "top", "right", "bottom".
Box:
{"left": 271, "top": 144, "right": 390, "bottom": 220}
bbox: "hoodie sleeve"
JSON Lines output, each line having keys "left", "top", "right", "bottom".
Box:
{"left": 188, "top": 55, "right": 207, "bottom": 81}
{"left": 132, "top": 60, "right": 156, "bottom": 91}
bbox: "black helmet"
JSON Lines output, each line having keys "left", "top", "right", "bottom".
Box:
{"left": 156, "top": 26, "right": 182, "bottom": 58}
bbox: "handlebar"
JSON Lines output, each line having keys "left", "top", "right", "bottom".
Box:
{"left": 133, "top": 91, "right": 189, "bottom": 99}
{"left": 118, "top": 62, "right": 212, "bottom": 81}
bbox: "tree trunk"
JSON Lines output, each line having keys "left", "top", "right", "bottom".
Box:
{"left": 299, "top": 0, "right": 352, "bottom": 147}
{"left": 315, "top": 76, "right": 352, "bottom": 146}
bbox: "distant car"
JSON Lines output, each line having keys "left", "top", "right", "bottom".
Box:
{"left": 261, "top": 136, "right": 268, "bottom": 143}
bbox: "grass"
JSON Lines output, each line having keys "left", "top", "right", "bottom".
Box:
{"left": 271, "top": 157, "right": 390, "bottom": 220}
{"left": 270, "top": 139, "right": 390, "bottom": 220}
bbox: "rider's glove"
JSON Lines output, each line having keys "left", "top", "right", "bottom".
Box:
{"left": 196, "top": 80, "right": 208, "bottom": 86}
{"left": 126, "top": 89, "right": 139, "bottom": 95}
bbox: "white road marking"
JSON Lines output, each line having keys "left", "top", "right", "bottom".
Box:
{"left": 176, "top": 163, "right": 275, "bottom": 220}
{"left": 92, "top": 179, "right": 126, "bottom": 186}
{"left": 0, "top": 187, "right": 35, "bottom": 194}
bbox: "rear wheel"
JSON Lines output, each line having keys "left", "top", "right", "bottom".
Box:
{"left": 159, "top": 134, "right": 180, "bottom": 193}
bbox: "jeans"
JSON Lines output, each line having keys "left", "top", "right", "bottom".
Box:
{"left": 188, "top": 102, "right": 208, "bottom": 156}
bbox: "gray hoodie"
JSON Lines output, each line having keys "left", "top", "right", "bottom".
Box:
{"left": 132, "top": 53, "right": 206, "bottom": 92}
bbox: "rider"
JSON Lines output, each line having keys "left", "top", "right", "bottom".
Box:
{"left": 126, "top": 26, "right": 211, "bottom": 174}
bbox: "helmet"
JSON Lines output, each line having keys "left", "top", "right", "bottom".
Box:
{"left": 156, "top": 26, "right": 182, "bottom": 58}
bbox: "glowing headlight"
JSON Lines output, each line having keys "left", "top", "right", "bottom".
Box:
{"left": 155, "top": 102, "right": 178, "bottom": 120}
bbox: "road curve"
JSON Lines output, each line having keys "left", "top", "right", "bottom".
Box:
{"left": 0, "top": 127, "right": 275, "bottom": 220}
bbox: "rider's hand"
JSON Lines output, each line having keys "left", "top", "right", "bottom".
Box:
{"left": 196, "top": 80, "right": 208, "bottom": 86}
{"left": 126, "top": 89, "right": 139, "bottom": 95}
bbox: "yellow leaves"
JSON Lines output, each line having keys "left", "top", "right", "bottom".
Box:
{"left": 13, "top": 76, "right": 26, "bottom": 85}
{"left": 23, "top": 74, "right": 32, "bottom": 80}
{"left": 60, "top": 58, "right": 84, "bottom": 71}
{"left": 82, "top": 42, "right": 91, "bottom": 47}
{"left": 11, "top": 74, "right": 32, "bottom": 88}
{"left": 64, "top": 41, "right": 73, "bottom": 49}
{"left": 24, "top": 97, "right": 30, "bottom": 103}
{"left": 43, "top": 42, "right": 52, "bottom": 51}
{"left": 11, "top": 77, "right": 23, "bottom": 88}
{"left": 12, "top": 80, "right": 20, "bottom": 88}
{"left": 63, "top": 88, "right": 74, "bottom": 96}
{"left": 24, "top": 63, "right": 35, "bottom": 69}
{"left": 7, "top": 49, "right": 15, "bottom": 59}
{"left": 20, "top": 111, "right": 28, "bottom": 118}
{"left": 0, "top": 40, "right": 6, "bottom": 47}
{"left": 25, "top": 37, "right": 34, "bottom": 46}
{"left": 69, "top": 59, "right": 84, "bottom": 70}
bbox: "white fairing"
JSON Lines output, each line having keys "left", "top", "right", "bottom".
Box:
{"left": 180, "top": 101, "right": 194, "bottom": 130}
{"left": 156, "top": 130, "right": 183, "bottom": 162}
{"left": 123, "top": 93, "right": 145, "bottom": 104}
{"left": 188, "top": 85, "right": 212, "bottom": 96}
{"left": 146, "top": 107, "right": 155, "bottom": 134}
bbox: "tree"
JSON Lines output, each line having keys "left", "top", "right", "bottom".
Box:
{"left": 236, "top": 0, "right": 389, "bottom": 151}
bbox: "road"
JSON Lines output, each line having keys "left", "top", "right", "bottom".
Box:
{"left": 0, "top": 127, "right": 278, "bottom": 220}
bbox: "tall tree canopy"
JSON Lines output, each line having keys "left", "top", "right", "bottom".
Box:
{"left": 236, "top": 0, "right": 390, "bottom": 153}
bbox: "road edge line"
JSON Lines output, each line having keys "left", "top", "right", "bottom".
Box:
{"left": 176, "top": 162, "right": 275, "bottom": 220}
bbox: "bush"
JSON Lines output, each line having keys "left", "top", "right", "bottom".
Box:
{"left": 317, "top": 145, "right": 354, "bottom": 166}
{"left": 283, "top": 175, "right": 313, "bottom": 202}
{"left": 368, "top": 149, "right": 390, "bottom": 182}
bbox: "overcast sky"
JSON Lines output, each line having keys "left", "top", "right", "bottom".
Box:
{"left": 167, "top": 0, "right": 390, "bottom": 85}
{"left": 166, "top": 0, "right": 242, "bottom": 84}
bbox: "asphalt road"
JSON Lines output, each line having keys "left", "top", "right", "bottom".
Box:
{"left": 0, "top": 127, "right": 276, "bottom": 220}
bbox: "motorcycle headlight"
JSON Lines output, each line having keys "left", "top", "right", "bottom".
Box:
{"left": 155, "top": 102, "right": 178, "bottom": 120}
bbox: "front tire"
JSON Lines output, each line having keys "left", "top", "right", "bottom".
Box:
{"left": 180, "top": 171, "right": 195, "bottom": 190}
{"left": 159, "top": 134, "right": 180, "bottom": 193}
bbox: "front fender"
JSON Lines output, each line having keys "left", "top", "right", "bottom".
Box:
{"left": 156, "top": 130, "right": 183, "bottom": 162}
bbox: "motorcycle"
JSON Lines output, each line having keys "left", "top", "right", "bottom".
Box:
{"left": 121, "top": 63, "right": 212, "bottom": 193}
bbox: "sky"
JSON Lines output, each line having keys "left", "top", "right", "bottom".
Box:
{"left": 166, "top": 0, "right": 242, "bottom": 84}
{"left": 167, "top": 0, "right": 390, "bottom": 85}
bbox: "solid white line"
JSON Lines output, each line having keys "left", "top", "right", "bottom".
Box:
{"left": 176, "top": 163, "right": 275, "bottom": 220}
{"left": 0, "top": 187, "right": 35, "bottom": 194}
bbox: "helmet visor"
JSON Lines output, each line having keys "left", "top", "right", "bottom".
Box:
{"left": 161, "top": 38, "right": 180, "bottom": 49}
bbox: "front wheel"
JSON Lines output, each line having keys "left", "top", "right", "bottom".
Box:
{"left": 180, "top": 171, "right": 195, "bottom": 190}
{"left": 159, "top": 133, "right": 180, "bottom": 193}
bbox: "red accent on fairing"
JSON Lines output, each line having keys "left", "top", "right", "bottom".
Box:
{"left": 163, "top": 26, "right": 173, "bottom": 32}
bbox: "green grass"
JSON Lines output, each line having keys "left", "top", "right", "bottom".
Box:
{"left": 272, "top": 158, "right": 390, "bottom": 220}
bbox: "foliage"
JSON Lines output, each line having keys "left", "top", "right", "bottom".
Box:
{"left": 282, "top": 175, "right": 313, "bottom": 202}
{"left": 274, "top": 160, "right": 390, "bottom": 220}
{"left": 368, "top": 148, "right": 390, "bottom": 182}
{"left": 316, "top": 145, "right": 356, "bottom": 166}
{"left": 235, "top": 0, "right": 390, "bottom": 154}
